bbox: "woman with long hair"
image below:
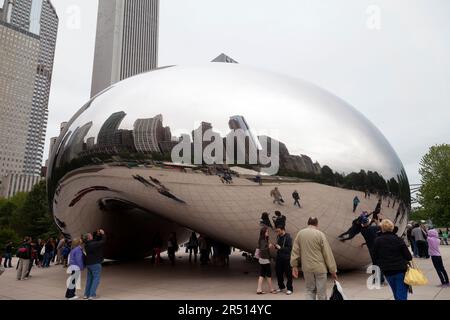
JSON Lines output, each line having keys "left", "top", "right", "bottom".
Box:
{"left": 256, "top": 227, "right": 276, "bottom": 294}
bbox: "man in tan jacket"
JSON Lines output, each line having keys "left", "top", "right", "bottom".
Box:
{"left": 290, "top": 217, "right": 338, "bottom": 300}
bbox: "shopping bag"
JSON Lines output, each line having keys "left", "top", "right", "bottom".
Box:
{"left": 404, "top": 261, "right": 428, "bottom": 286}
{"left": 330, "top": 281, "right": 347, "bottom": 300}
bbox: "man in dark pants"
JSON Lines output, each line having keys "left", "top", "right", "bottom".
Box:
{"left": 274, "top": 226, "right": 293, "bottom": 295}
{"left": 3, "top": 242, "right": 13, "bottom": 268}
{"left": 360, "top": 218, "right": 385, "bottom": 285}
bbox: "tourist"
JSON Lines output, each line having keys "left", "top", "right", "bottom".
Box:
{"left": 167, "top": 232, "right": 178, "bottom": 266}
{"left": 56, "top": 235, "right": 65, "bottom": 265}
{"left": 187, "top": 232, "right": 199, "bottom": 263}
{"left": 292, "top": 190, "right": 301, "bottom": 208}
{"left": 353, "top": 196, "right": 360, "bottom": 213}
{"left": 3, "top": 241, "right": 13, "bottom": 268}
{"left": 372, "top": 219, "right": 412, "bottom": 300}
{"left": 83, "top": 229, "right": 106, "bottom": 300}
{"left": 291, "top": 217, "right": 337, "bottom": 300}
{"left": 256, "top": 227, "right": 276, "bottom": 294}
{"left": 260, "top": 212, "right": 273, "bottom": 229}
{"left": 51, "top": 238, "right": 57, "bottom": 264}
{"left": 16, "top": 237, "right": 32, "bottom": 281}
{"left": 65, "top": 238, "right": 85, "bottom": 300}
{"left": 42, "top": 239, "right": 54, "bottom": 268}
{"left": 360, "top": 217, "right": 385, "bottom": 285}
{"left": 427, "top": 229, "right": 449, "bottom": 287}
{"left": 151, "top": 233, "right": 163, "bottom": 264}
{"left": 270, "top": 187, "right": 284, "bottom": 205}
{"left": 198, "top": 234, "right": 209, "bottom": 265}
{"left": 411, "top": 224, "right": 428, "bottom": 258}
{"left": 406, "top": 224, "right": 418, "bottom": 257}
{"left": 274, "top": 226, "right": 293, "bottom": 295}
{"left": 372, "top": 199, "right": 382, "bottom": 219}
{"left": 442, "top": 229, "right": 449, "bottom": 246}
{"left": 25, "top": 240, "right": 38, "bottom": 278}
{"left": 62, "top": 241, "right": 71, "bottom": 268}
{"left": 38, "top": 239, "right": 45, "bottom": 267}
{"left": 272, "top": 211, "right": 286, "bottom": 229}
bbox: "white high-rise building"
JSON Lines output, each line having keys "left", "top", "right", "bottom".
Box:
{"left": 90, "top": 0, "right": 159, "bottom": 98}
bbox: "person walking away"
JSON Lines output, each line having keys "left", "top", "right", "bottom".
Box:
{"left": 256, "top": 227, "right": 276, "bottom": 294}
{"left": 65, "top": 239, "right": 85, "bottom": 300}
{"left": 16, "top": 237, "right": 32, "bottom": 281}
{"left": 411, "top": 224, "right": 428, "bottom": 258}
{"left": 3, "top": 242, "right": 13, "bottom": 268}
{"left": 270, "top": 187, "right": 284, "bottom": 205}
{"left": 353, "top": 196, "right": 360, "bottom": 213}
{"left": 274, "top": 226, "right": 293, "bottom": 295}
{"left": 188, "top": 232, "right": 199, "bottom": 263}
{"left": 83, "top": 229, "right": 106, "bottom": 300}
{"left": 56, "top": 235, "right": 65, "bottom": 265}
{"left": 198, "top": 235, "right": 209, "bottom": 265}
{"left": 167, "top": 232, "right": 178, "bottom": 266}
{"left": 372, "top": 219, "right": 412, "bottom": 300}
{"left": 272, "top": 211, "right": 286, "bottom": 229}
{"left": 151, "top": 233, "right": 163, "bottom": 264}
{"left": 406, "top": 224, "right": 418, "bottom": 257}
{"left": 292, "top": 191, "right": 301, "bottom": 208}
{"left": 291, "top": 217, "right": 338, "bottom": 300}
{"left": 427, "top": 229, "right": 449, "bottom": 287}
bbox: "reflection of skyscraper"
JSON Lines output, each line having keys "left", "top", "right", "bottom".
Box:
{"left": 91, "top": 0, "right": 159, "bottom": 97}
{"left": 64, "top": 122, "right": 93, "bottom": 162}
{"left": 97, "top": 111, "right": 126, "bottom": 146}
{"left": 229, "top": 115, "right": 262, "bottom": 151}
{"left": 133, "top": 115, "right": 164, "bottom": 153}
{"left": 211, "top": 53, "right": 238, "bottom": 64}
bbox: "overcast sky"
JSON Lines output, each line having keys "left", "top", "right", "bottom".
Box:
{"left": 46, "top": 0, "right": 450, "bottom": 185}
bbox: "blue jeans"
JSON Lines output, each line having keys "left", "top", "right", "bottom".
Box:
{"left": 84, "top": 264, "right": 102, "bottom": 298}
{"left": 43, "top": 252, "right": 51, "bottom": 267}
{"left": 385, "top": 272, "right": 408, "bottom": 300}
{"left": 3, "top": 253, "right": 12, "bottom": 267}
{"left": 411, "top": 240, "right": 419, "bottom": 257}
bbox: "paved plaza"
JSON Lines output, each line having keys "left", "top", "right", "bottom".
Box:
{"left": 1, "top": 247, "right": 450, "bottom": 300}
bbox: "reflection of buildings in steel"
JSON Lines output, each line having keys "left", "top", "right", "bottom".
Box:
{"left": 229, "top": 115, "right": 262, "bottom": 151}
{"left": 47, "top": 65, "right": 411, "bottom": 269}
{"left": 97, "top": 111, "right": 126, "bottom": 146}
{"left": 62, "top": 122, "right": 93, "bottom": 163}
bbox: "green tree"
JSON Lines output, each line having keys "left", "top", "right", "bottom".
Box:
{"left": 11, "top": 181, "right": 58, "bottom": 239}
{"left": 419, "top": 144, "right": 450, "bottom": 226}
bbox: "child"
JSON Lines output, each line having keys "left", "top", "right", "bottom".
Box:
{"left": 427, "top": 229, "right": 449, "bottom": 287}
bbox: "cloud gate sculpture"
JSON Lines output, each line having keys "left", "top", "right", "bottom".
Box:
{"left": 47, "top": 64, "right": 410, "bottom": 270}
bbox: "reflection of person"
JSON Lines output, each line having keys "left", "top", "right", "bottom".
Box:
{"left": 338, "top": 213, "right": 366, "bottom": 241}
{"left": 274, "top": 226, "right": 293, "bottom": 295}
{"left": 291, "top": 217, "right": 337, "bottom": 300}
{"left": 187, "top": 232, "right": 199, "bottom": 263}
{"left": 373, "top": 219, "right": 412, "bottom": 300}
{"left": 353, "top": 196, "right": 360, "bottom": 213}
{"left": 292, "top": 190, "right": 301, "bottom": 208}
{"left": 270, "top": 187, "right": 284, "bottom": 205}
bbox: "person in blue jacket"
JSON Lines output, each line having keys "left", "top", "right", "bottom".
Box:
{"left": 65, "top": 238, "right": 85, "bottom": 300}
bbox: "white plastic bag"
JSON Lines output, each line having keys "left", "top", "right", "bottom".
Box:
{"left": 330, "top": 281, "right": 347, "bottom": 300}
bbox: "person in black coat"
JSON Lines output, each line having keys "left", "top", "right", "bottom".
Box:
{"left": 274, "top": 226, "right": 293, "bottom": 294}
{"left": 373, "top": 219, "right": 412, "bottom": 300}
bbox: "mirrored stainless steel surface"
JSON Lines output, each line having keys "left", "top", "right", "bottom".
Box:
{"left": 47, "top": 64, "right": 410, "bottom": 269}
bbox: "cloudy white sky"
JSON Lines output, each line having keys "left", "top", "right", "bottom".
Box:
{"left": 46, "top": 0, "right": 450, "bottom": 184}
